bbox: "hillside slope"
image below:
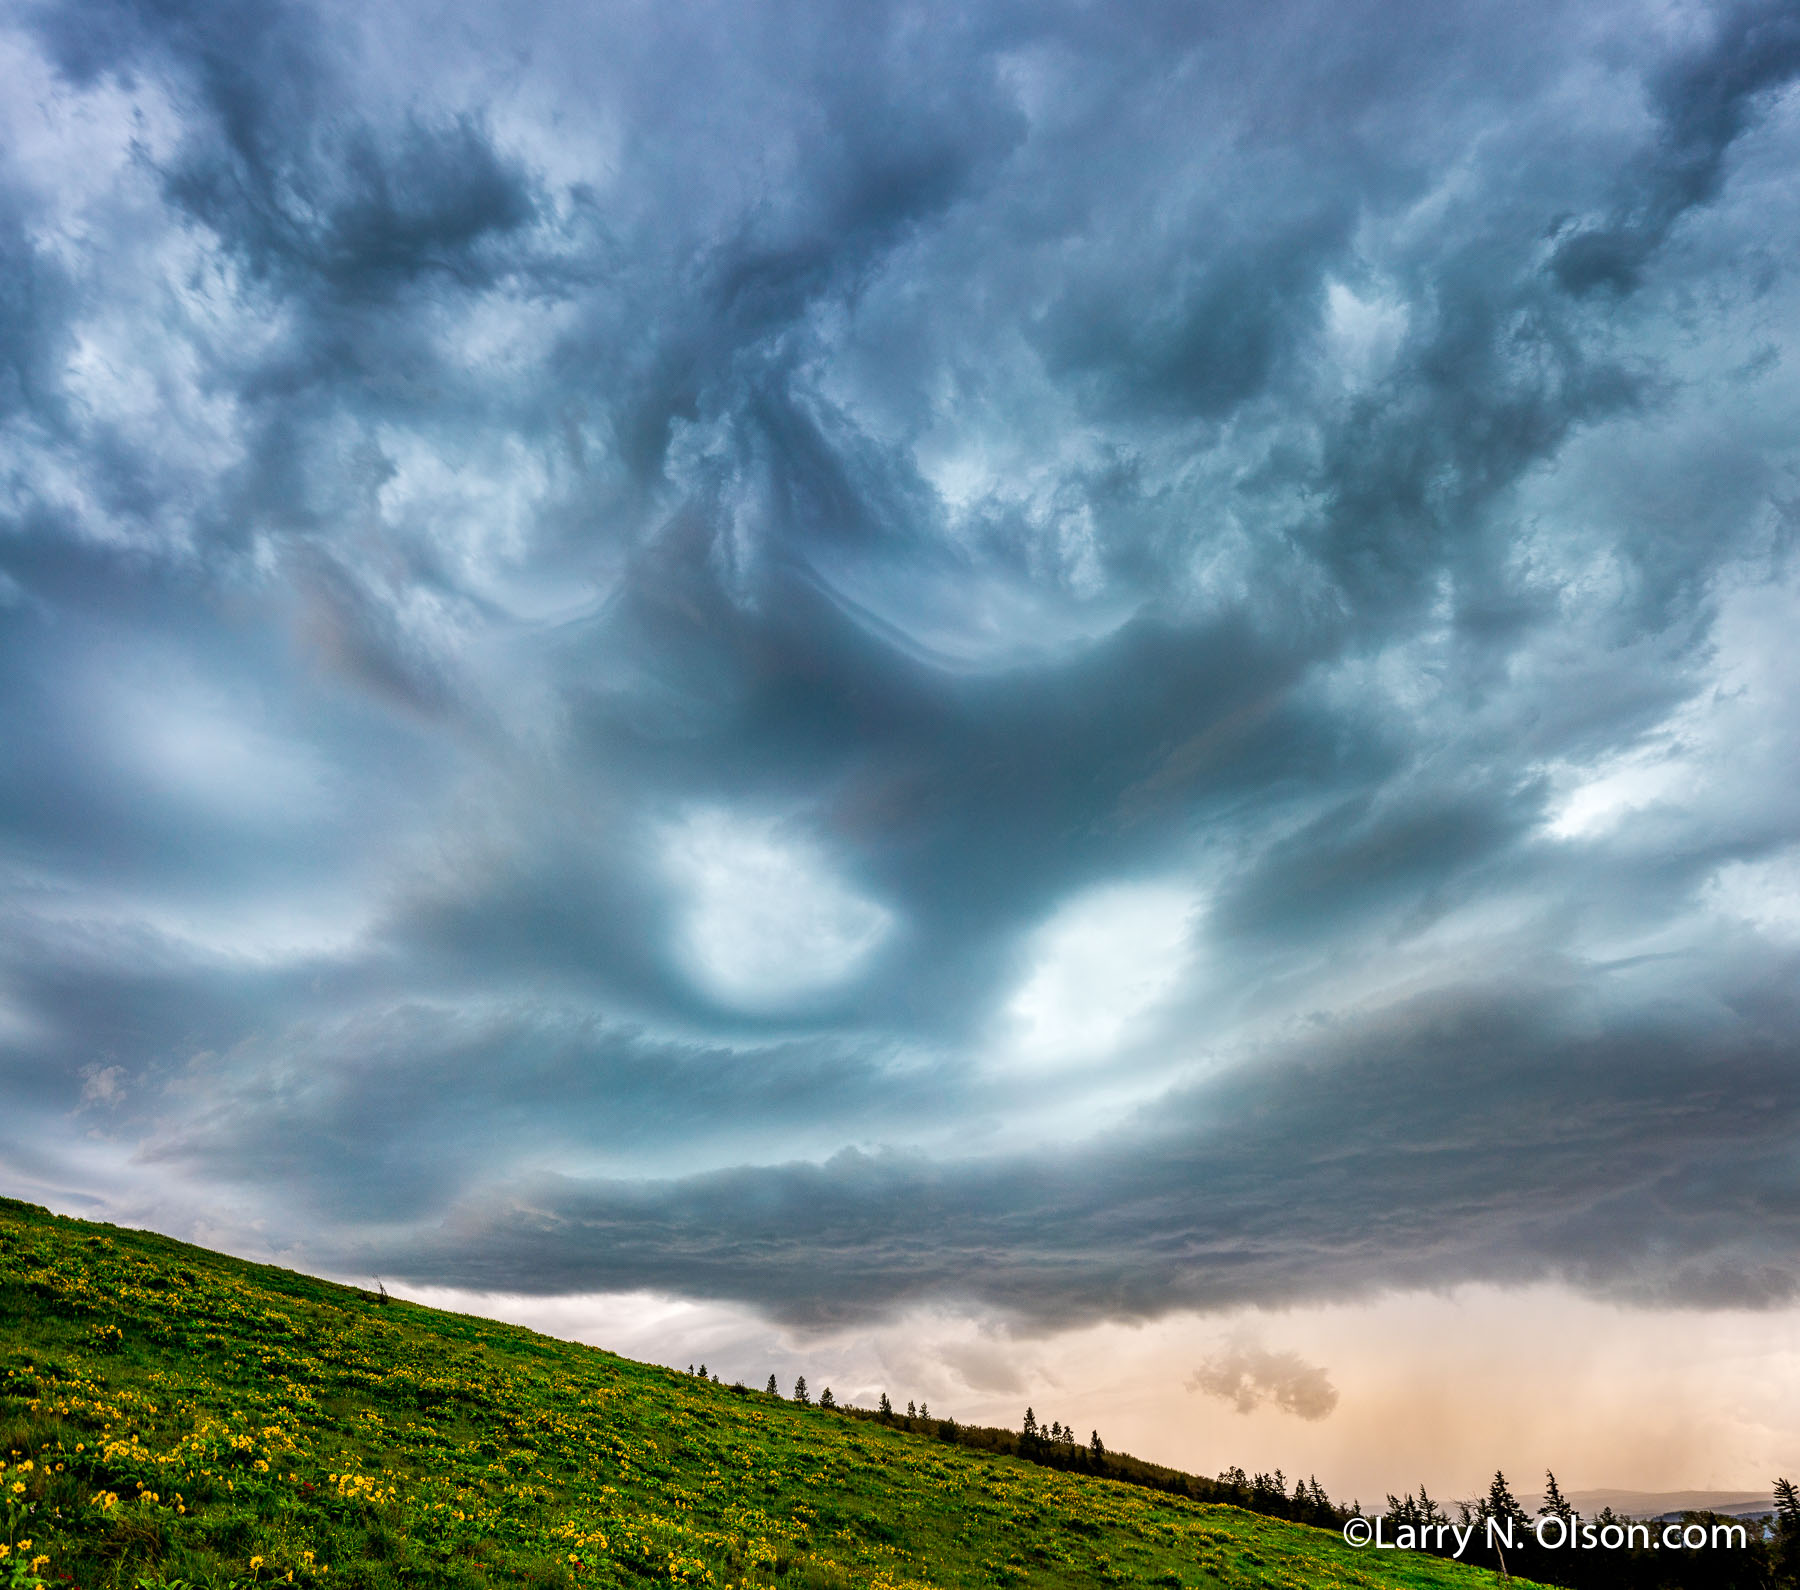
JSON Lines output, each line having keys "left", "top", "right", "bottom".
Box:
{"left": 1, "top": 1197, "right": 1534, "bottom": 1590}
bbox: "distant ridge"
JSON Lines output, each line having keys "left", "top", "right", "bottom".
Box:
{"left": 1562, "top": 1488, "right": 1774, "bottom": 1520}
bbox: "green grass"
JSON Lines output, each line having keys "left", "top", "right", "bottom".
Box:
{"left": 1, "top": 1196, "right": 1539, "bottom": 1590}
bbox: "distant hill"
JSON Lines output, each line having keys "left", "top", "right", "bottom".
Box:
{"left": 0, "top": 1195, "right": 1542, "bottom": 1589}
{"left": 1563, "top": 1489, "right": 1776, "bottom": 1522}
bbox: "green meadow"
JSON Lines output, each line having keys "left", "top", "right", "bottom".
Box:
{"left": 1, "top": 1196, "right": 1538, "bottom": 1590}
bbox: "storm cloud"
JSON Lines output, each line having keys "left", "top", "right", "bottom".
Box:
{"left": 3, "top": 0, "right": 1800, "bottom": 1340}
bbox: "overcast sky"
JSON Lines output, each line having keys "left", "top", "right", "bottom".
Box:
{"left": 4, "top": 0, "right": 1800, "bottom": 1501}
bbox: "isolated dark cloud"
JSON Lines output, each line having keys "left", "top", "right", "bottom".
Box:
{"left": 1188, "top": 1347, "right": 1340, "bottom": 1422}
{"left": 1, "top": 0, "right": 1799, "bottom": 1331}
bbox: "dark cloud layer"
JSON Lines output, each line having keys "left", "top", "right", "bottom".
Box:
{"left": 346, "top": 968, "right": 1800, "bottom": 1322}
{"left": 2, "top": 0, "right": 1799, "bottom": 1330}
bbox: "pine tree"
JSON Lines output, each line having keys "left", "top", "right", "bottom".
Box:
{"left": 1090, "top": 1430, "right": 1105, "bottom": 1461}
{"left": 1478, "top": 1471, "right": 1529, "bottom": 1581}
{"left": 766, "top": 1375, "right": 778, "bottom": 1396}
{"left": 1540, "top": 1471, "right": 1574, "bottom": 1520}
{"left": 697, "top": 1363, "right": 707, "bottom": 1380}
{"left": 1416, "top": 1485, "right": 1444, "bottom": 1526}
{"left": 793, "top": 1375, "right": 810, "bottom": 1404}
{"left": 1483, "top": 1471, "right": 1530, "bottom": 1528}
{"left": 879, "top": 1392, "right": 893, "bottom": 1416}
{"left": 1022, "top": 1407, "right": 1038, "bottom": 1440}
{"left": 688, "top": 1364, "right": 695, "bottom": 1375}
{"left": 819, "top": 1386, "right": 836, "bottom": 1409}
{"left": 1774, "top": 1479, "right": 1800, "bottom": 1582}
{"left": 906, "top": 1400, "right": 916, "bottom": 1419}
{"left": 1775, "top": 1477, "right": 1800, "bottom": 1529}
{"left": 918, "top": 1401, "right": 929, "bottom": 1420}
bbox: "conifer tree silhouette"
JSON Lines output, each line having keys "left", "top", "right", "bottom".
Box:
{"left": 1540, "top": 1471, "right": 1574, "bottom": 1521}
{"left": 1482, "top": 1471, "right": 1529, "bottom": 1528}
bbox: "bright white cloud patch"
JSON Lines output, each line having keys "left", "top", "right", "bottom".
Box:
{"left": 1546, "top": 559, "right": 1800, "bottom": 845}
{"left": 1323, "top": 279, "right": 1408, "bottom": 385}
{"left": 663, "top": 809, "right": 893, "bottom": 1010}
{"left": 1545, "top": 747, "right": 1686, "bottom": 840}
{"left": 1704, "top": 847, "right": 1800, "bottom": 941}
{"left": 1004, "top": 882, "right": 1195, "bottom": 1063}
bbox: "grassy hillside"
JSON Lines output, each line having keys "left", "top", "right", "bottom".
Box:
{"left": 1, "top": 1197, "right": 1534, "bottom": 1590}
